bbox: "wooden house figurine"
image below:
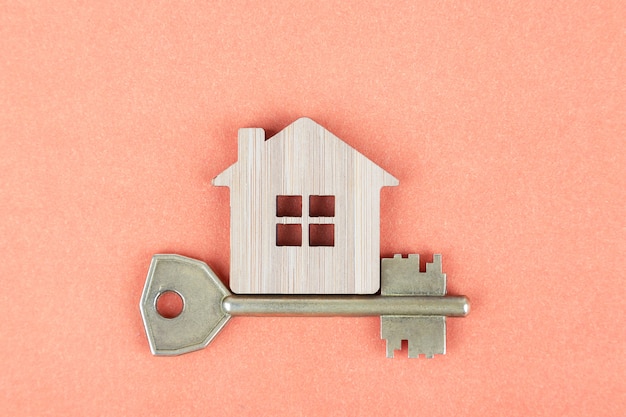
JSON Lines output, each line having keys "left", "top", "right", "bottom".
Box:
{"left": 213, "top": 117, "right": 398, "bottom": 294}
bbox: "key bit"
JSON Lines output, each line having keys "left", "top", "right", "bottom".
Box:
{"left": 381, "top": 254, "right": 449, "bottom": 358}
{"left": 381, "top": 316, "right": 445, "bottom": 359}
{"left": 140, "top": 254, "right": 469, "bottom": 357}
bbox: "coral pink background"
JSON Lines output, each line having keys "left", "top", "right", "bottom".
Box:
{"left": 1, "top": 1, "right": 624, "bottom": 416}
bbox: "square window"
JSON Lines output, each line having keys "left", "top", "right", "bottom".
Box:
{"left": 309, "top": 224, "right": 334, "bottom": 247}
{"left": 309, "top": 195, "right": 335, "bottom": 217}
{"left": 276, "top": 195, "right": 302, "bottom": 217}
{"left": 276, "top": 224, "right": 302, "bottom": 246}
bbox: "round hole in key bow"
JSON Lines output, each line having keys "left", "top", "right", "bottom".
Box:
{"left": 156, "top": 291, "right": 184, "bottom": 319}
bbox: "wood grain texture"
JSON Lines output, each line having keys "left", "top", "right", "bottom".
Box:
{"left": 213, "top": 118, "right": 398, "bottom": 294}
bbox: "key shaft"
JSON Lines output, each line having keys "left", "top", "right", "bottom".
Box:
{"left": 222, "top": 295, "right": 469, "bottom": 317}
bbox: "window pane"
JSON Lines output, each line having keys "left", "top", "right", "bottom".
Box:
{"left": 276, "top": 195, "right": 302, "bottom": 217}
{"left": 309, "top": 195, "right": 335, "bottom": 217}
{"left": 276, "top": 224, "right": 302, "bottom": 246}
{"left": 309, "top": 224, "right": 334, "bottom": 247}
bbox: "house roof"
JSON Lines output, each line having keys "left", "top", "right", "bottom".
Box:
{"left": 213, "top": 117, "right": 399, "bottom": 187}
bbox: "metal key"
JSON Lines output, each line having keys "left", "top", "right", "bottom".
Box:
{"left": 140, "top": 254, "right": 470, "bottom": 357}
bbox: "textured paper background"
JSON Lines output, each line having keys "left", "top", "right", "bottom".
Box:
{"left": 1, "top": 1, "right": 624, "bottom": 416}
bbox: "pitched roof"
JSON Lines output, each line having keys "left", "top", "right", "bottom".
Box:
{"left": 213, "top": 117, "right": 398, "bottom": 187}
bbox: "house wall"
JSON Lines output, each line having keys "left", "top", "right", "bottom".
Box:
{"left": 222, "top": 118, "right": 397, "bottom": 294}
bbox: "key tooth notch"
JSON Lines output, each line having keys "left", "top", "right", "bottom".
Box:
{"left": 385, "top": 338, "right": 402, "bottom": 358}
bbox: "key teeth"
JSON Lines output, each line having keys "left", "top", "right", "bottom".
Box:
{"left": 408, "top": 339, "right": 442, "bottom": 359}
{"left": 386, "top": 338, "right": 401, "bottom": 358}
{"left": 426, "top": 254, "right": 442, "bottom": 273}
{"left": 408, "top": 343, "right": 440, "bottom": 359}
{"left": 384, "top": 339, "right": 443, "bottom": 359}
{"left": 381, "top": 253, "right": 446, "bottom": 296}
